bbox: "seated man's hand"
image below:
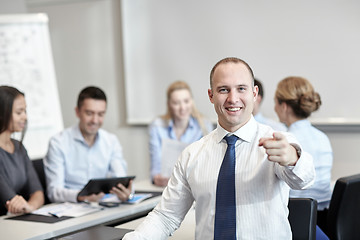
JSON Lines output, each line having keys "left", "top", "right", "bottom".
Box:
{"left": 6, "top": 195, "right": 33, "bottom": 214}
{"left": 77, "top": 192, "right": 105, "bottom": 202}
{"left": 110, "top": 180, "right": 133, "bottom": 202}
{"left": 153, "top": 174, "right": 169, "bottom": 187}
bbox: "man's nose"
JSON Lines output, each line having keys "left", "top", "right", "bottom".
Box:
{"left": 91, "top": 114, "right": 99, "bottom": 123}
{"left": 227, "top": 90, "right": 239, "bottom": 103}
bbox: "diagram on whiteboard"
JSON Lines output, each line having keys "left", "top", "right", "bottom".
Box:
{"left": 0, "top": 14, "right": 63, "bottom": 159}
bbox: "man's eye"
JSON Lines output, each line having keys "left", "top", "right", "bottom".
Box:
{"left": 219, "top": 88, "right": 228, "bottom": 93}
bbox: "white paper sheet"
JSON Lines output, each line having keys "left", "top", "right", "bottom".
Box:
{"left": 161, "top": 139, "right": 189, "bottom": 177}
{"left": 32, "top": 202, "right": 102, "bottom": 217}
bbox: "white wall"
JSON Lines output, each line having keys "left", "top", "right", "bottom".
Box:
{"left": 21, "top": 0, "right": 360, "bottom": 181}
{"left": 121, "top": 0, "right": 360, "bottom": 125}
{"left": 26, "top": 0, "right": 150, "bottom": 180}
{"left": 327, "top": 131, "right": 360, "bottom": 180}
{"left": 0, "top": 0, "right": 26, "bottom": 13}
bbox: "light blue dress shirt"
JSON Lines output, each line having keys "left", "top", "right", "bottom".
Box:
{"left": 254, "top": 112, "right": 287, "bottom": 131}
{"left": 288, "top": 119, "right": 333, "bottom": 210}
{"left": 44, "top": 124, "right": 127, "bottom": 203}
{"left": 149, "top": 116, "right": 214, "bottom": 178}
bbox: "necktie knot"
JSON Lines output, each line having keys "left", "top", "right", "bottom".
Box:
{"left": 224, "top": 135, "right": 238, "bottom": 146}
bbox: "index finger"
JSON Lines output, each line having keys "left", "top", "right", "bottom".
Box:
{"left": 258, "top": 137, "right": 273, "bottom": 146}
{"left": 273, "top": 132, "right": 285, "bottom": 141}
{"left": 259, "top": 132, "right": 285, "bottom": 146}
{"left": 116, "top": 183, "right": 126, "bottom": 190}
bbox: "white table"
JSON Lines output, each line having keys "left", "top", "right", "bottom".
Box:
{"left": 0, "top": 180, "right": 162, "bottom": 240}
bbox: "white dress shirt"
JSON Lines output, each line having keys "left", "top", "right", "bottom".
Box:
{"left": 124, "top": 116, "right": 315, "bottom": 240}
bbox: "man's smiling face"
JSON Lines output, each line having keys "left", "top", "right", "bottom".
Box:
{"left": 208, "top": 62, "right": 258, "bottom": 132}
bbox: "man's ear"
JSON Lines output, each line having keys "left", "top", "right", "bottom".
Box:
{"left": 75, "top": 106, "right": 80, "bottom": 118}
{"left": 253, "top": 85, "right": 259, "bottom": 101}
{"left": 208, "top": 89, "right": 214, "bottom": 103}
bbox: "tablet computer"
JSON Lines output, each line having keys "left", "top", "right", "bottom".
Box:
{"left": 77, "top": 176, "right": 135, "bottom": 197}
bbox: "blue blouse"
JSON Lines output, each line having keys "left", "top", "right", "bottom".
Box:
{"left": 254, "top": 112, "right": 287, "bottom": 131}
{"left": 288, "top": 119, "right": 333, "bottom": 210}
{"left": 149, "top": 116, "right": 214, "bottom": 178}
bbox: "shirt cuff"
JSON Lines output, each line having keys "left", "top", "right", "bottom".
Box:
{"left": 69, "top": 189, "right": 81, "bottom": 203}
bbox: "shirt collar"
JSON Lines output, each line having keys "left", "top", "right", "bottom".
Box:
{"left": 215, "top": 115, "right": 257, "bottom": 143}
{"left": 168, "top": 116, "right": 196, "bottom": 130}
{"left": 288, "top": 119, "right": 311, "bottom": 130}
{"left": 72, "top": 124, "right": 99, "bottom": 145}
{"left": 254, "top": 112, "right": 263, "bottom": 121}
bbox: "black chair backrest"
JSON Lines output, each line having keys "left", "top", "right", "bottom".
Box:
{"left": 288, "top": 198, "right": 317, "bottom": 240}
{"left": 326, "top": 174, "right": 360, "bottom": 240}
{"left": 32, "top": 158, "right": 51, "bottom": 204}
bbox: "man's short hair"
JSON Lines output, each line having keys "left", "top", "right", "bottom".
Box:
{"left": 77, "top": 86, "right": 107, "bottom": 109}
{"left": 254, "top": 78, "right": 263, "bottom": 98}
{"left": 209, "top": 57, "right": 255, "bottom": 89}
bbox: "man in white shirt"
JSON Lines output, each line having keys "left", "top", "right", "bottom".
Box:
{"left": 123, "top": 57, "right": 315, "bottom": 239}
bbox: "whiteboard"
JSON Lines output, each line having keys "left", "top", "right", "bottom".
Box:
{"left": 121, "top": 0, "right": 360, "bottom": 125}
{"left": 0, "top": 13, "right": 63, "bottom": 159}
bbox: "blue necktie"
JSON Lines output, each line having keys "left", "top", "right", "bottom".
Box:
{"left": 214, "top": 135, "right": 238, "bottom": 240}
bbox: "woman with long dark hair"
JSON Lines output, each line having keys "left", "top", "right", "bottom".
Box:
{"left": 0, "top": 86, "right": 44, "bottom": 215}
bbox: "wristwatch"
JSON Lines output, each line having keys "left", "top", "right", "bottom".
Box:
{"left": 128, "top": 193, "right": 134, "bottom": 200}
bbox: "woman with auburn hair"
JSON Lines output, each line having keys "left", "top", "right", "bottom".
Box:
{"left": 0, "top": 86, "right": 44, "bottom": 215}
{"left": 149, "top": 81, "right": 214, "bottom": 186}
{"left": 274, "top": 76, "right": 333, "bottom": 237}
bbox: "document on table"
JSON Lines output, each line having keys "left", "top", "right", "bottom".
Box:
{"left": 32, "top": 202, "right": 102, "bottom": 218}
{"left": 161, "top": 139, "right": 189, "bottom": 177}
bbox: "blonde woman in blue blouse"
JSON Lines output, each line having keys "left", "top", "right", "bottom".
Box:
{"left": 149, "top": 81, "right": 214, "bottom": 186}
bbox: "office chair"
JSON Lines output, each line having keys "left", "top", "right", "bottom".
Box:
{"left": 326, "top": 174, "right": 360, "bottom": 240}
{"left": 288, "top": 198, "right": 317, "bottom": 240}
{"left": 32, "top": 158, "right": 51, "bottom": 204}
